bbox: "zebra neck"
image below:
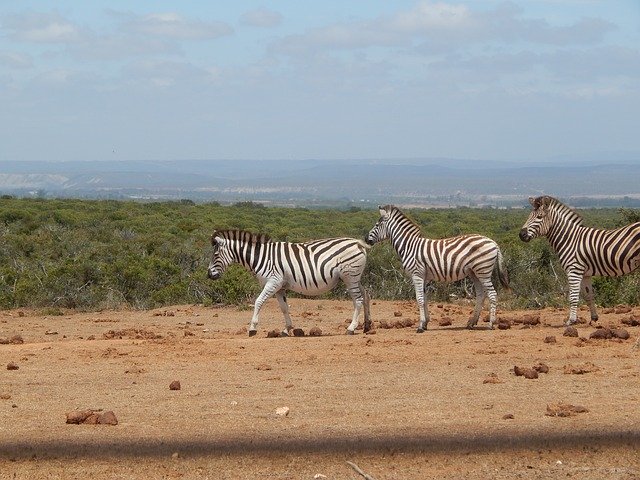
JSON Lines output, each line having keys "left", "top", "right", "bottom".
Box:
{"left": 546, "top": 214, "right": 582, "bottom": 254}
{"left": 389, "top": 227, "right": 420, "bottom": 257}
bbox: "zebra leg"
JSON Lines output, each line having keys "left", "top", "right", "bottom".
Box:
{"left": 413, "top": 275, "right": 429, "bottom": 333}
{"left": 362, "top": 286, "right": 372, "bottom": 333}
{"left": 483, "top": 280, "right": 498, "bottom": 329}
{"left": 467, "top": 275, "right": 485, "bottom": 329}
{"left": 344, "top": 281, "right": 364, "bottom": 335}
{"left": 248, "top": 279, "right": 282, "bottom": 336}
{"left": 275, "top": 290, "right": 293, "bottom": 336}
{"left": 580, "top": 276, "right": 599, "bottom": 322}
{"left": 566, "top": 271, "right": 583, "bottom": 326}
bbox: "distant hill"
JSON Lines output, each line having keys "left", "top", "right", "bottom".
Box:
{"left": 1, "top": 158, "right": 640, "bottom": 207}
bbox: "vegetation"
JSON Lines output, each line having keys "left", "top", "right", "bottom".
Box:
{"left": 0, "top": 197, "right": 638, "bottom": 311}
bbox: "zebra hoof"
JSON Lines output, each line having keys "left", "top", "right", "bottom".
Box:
{"left": 416, "top": 328, "right": 425, "bottom": 333}
{"left": 346, "top": 329, "right": 355, "bottom": 335}
{"left": 248, "top": 330, "right": 257, "bottom": 337}
{"left": 279, "top": 331, "right": 289, "bottom": 337}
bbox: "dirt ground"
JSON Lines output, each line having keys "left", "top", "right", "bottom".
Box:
{"left": 1, "top": 298, "right": 639, "bottom": 480}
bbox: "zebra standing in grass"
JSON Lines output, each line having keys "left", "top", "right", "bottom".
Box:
{"left": 365, "top": 205, "right": 509, "bottom": 332}
{"left": 207, "top": 229, "right": 371, "bottom": 336}
{"left": 519, "top": 195, "right": 640, "bottom": 325}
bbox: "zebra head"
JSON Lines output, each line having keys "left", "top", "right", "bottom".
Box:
{"left": 366, "top": 205, "right": 393, "bottom": 245}
{"left": 207, "top": 232, "right": 233, "bottom": 280}
{"left": 519, "top": 196, "right": 553, "bottom": 242}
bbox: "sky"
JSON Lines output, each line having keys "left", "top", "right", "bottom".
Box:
{"left": 1, "top": 1, "right": 639, "bottom": 163}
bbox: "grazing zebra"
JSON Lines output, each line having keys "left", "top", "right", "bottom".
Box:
{"left": 365, "top": 205, "right": 509, "bottom": 332}
{"left": 519, "top": 195, "right": 640, "bottom": 325}
{"left": 207, "top": 230, "right": 371, "bottom": 336}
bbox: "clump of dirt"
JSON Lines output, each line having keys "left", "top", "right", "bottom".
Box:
{"left": 589, "top": 327, "right": 630, "bottom": 340}
{"left": 66, "top": 410, "right": 118, "bottom": 425}
{"left": 546, "top": 402, "right": 589, "bottom": 417}
{"left": 483, "top": 373, "right": 503, "bottom": 384}
{"left": 309, "top": 327, "right": 322, "bottom": 336}
{"left": 514, "top": 366, "right": 538, "bottom": 379}
{"left": 622, "top": 316, "right": 640, "bottom": 327}
{"left": 563, "top": 362, "right": 600, "bottom": 374}
{"left": 438, "top": 317, "right": 452, "bottom": 327}
{"left": 103, "top": 329, "right": 162, "bottom": 340}
{"left": 169, "top": 381, "right": 181, "bottom": 390}
{"left": 563, "top": 326, "right": 579, "bottom": 337}
{"left": 0, "top": 335, "right": 24, "bottom": 345}
{"left": 533, "top": 362, "right": 550, "bottom": 374}
{"left": 292, "top": 328, "right": 305, "bottom": 337}
{"left": 544, "top": 336, "right": 556, "bottom": 343}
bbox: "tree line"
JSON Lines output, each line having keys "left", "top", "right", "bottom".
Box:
{"left": 1, "top": 197, "right": 638, "bottom": 311}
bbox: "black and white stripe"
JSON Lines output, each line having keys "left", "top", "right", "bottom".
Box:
{"left": 366, "top": 205, "right": 509, "bottom": 332}
{"left": 519, "top": 195, "right": 640, "bottom": 325}
{"left": 208, "top": 230, "right": 371, "bottom": 335}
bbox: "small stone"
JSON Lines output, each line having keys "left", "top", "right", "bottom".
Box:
{"left": 502, "top": 414, "right": 514, "bottom": 420}
{"left": 275, "top": 406, "right": 290, "bottom": 417}
{"left": 97, "top": 411, "right": 118, "bottom": 425}
{"left": 589, "top": 328, "right": 613, "bottom": 340}
{"left": 544, "top": 336, "right": 557, "bottom": 343}
{"left": 523, "top": 369, "right": 539, "bottom": 379}
{"left": 266, "top": 330, "right": 280, "bottom": 338}
{"left": 533, "top": 362, "right": 550, "bottom": 374}
{"left": 6, "top": 362, "right": 19, "bottom": 371}
{"left": 614, "top": 305, "right": 632, "bottom": 314}
{"left": 292, "top": 328, "right": 305, "bottom": 337}
{"left": 169, "top": 380, "right": 181, "bottom": 390}
{"left": 522, "top": 314, "right": 540, "bottom": 325}
{"left": 393, "top": 311, "right": 403, "bottom": 317}
{"left": 563, "top": 326, "right": 579, "bottom": 337}
{"left": 438, "top": 317, "right": 452, "bottom": 327}
{"left": 496, "top": 319, "right": 511, "bottom": 330}
{"left": 10, "top": 335, "right": 24, "bottom": 345}
{"left": 83, "top": 413, "right": 100, "bottom": 425}
{"left": 611, "top": 328, "right": 630, "bottom": 340}
{"left": 66, "top": 410, "right": 93, "bottom": 424}
{"left": 309, "top": 327, "right": 322, "bottom": 337}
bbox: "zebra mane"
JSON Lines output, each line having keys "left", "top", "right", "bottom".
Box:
{"left": 211, "top": 229, "right": 271, "bottom": 245}
{"left": 534, "top": 196, "right": 584, "bottom": 225}
{"left": 382, "top": 205, "right": 423, "bottom": 236}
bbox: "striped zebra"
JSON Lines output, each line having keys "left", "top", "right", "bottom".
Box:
{"left": 207, "top": 230, "right": 371, "bottom": 336}
{"left": 519, "top": 195, "right": 640, "bottom": 325}
{"left": 365, "top": 205, "right": 509, "bottom": 332}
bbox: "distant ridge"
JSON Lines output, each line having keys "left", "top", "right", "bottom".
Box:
{"left": 1, "top": 157, "right": 639, "bottom": 207}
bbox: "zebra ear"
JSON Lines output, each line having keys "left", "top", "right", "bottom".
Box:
{"left": 379, "top": 207, "right": 388, "bottom": 218}
{"left": 541, "top": 196, "right": 552, "bottom": 207}
{"left": 528, "top": 197, "right": 536, "bottom": 207}
{"left": 212, "top": 236, "right": 225, "bottom": 247}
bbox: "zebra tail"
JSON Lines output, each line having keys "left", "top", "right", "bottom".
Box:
{"left": 496, "top": 248, "right": 511, "bottom": 291}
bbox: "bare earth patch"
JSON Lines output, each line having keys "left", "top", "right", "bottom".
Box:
{"left": 1, "top": 299, "right": 639, "bottom": 479}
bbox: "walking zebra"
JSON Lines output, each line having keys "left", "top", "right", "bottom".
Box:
{"left": 519, "top": 195, "right": 640, "bottom": 325}
{"left": 366, "top": 205, "right": 509, "bottom": 332}
{"left": 207, "top": 230, "right": 371, "bottom": 336}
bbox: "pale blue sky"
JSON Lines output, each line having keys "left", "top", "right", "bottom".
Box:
{"left": 1, "top": 1, "right": 639, "bottom": 162}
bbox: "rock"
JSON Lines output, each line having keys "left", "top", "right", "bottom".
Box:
{"left": 6, "top": 362, "right": 19, "bottom": 371}
{"left": 292, "top": 328, "right": 305, "bottom": 337}
{"left": 169, "top": 380, "right": 181, "bottom": 390}
{"left": 66, "top": 410, "right": 93, "bottom": 424}
{"left": 514, "top": 365, "right": 538, "bottom": 378}
{"left": 266, "top": 330, "right": 280, "bottom": 338}
{"left": 275, "top": 406, "right": 290, "bottom": 417}
{"left": 438, "top": 317, "right": 452, "bottom": 327}
{"left": 10, "top": 335, "right": 24, "bottom": 345}
{"left": 611, "top": 328, "right": 630, "bottom": 340}
{"left": 496, "top": 319, "right": 511, "bottom": 330}
{"left": 83, "top": 413, "right": 100, "bottom": 425}
{"left": 589, "top": 328, "right": 613, "bottom": 340}
{"left": 563, "top": 362, "right": 599, "bottom": 375}
{"left": 621, "top": 316, "right": 640, "bottom": 327}
{"left": 546, "top": 402, "right": 589, "bottom": 417}
{"left": 614, "top": 305, "right": 632, "bottom": 314}
{"left": 522, "top": 314, "right": 541, "bottom": 325}
{"left": 533, "top": 362, "right": 550, "bottom": 374}
{"left": 502, "top": 414, "right": 514, "bottom": 420}
{"left": 393, "top": 311, "right": 403, "bottom": 317}
{"left": 98, "top": 411, "right": 118, "bottom": 425}
{"left": 309, "top": 327, "right": 322, "bottom": 337}
{"left": 544, "top": 336, "right": 557, "bottom": 343}
{"left": 563, "top": 326, "right": 579, "bottom": 337}
{"left": 483, "top": 373, "right": 503, "bottom": 384}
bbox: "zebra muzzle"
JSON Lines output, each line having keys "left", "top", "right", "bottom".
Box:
{"left": 519, "top": 229, "right": 531, "bottom": 242}
{"left": 207, "top": 269, "right": 221, "bottom": 280}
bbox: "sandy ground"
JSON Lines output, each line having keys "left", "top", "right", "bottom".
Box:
{"left": 1, "top": 298, "right": 639, "bottom": 480}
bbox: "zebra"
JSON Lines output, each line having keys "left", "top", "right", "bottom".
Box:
{"left": 207, "top": 229, "right": 372, "bottom": 336}
{"left": 365, "top": 205, "right": 509, "bottom": 332}
{"left": 519, "top": 195, "right": 640, "bottom": 325}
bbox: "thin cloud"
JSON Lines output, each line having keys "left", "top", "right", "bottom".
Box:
{"left": 122, "top": 12, "right": 233, "bottom": 40}
{"left": 240, "top": 8, "right": 283, "bottom": 28}
{"left": 0, "top": 51, "right": 33, "bottom": 69}
{"left": 1, "top": 11, "right": 84, "bottom": 44}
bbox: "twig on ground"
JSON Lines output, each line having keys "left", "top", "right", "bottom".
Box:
{"left": 346, "top": 461, "right": 377, "bottom": 480}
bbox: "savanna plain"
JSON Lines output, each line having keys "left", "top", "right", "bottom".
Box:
{"left": 1, "top": 298, "right": 639, "bottom": 480}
